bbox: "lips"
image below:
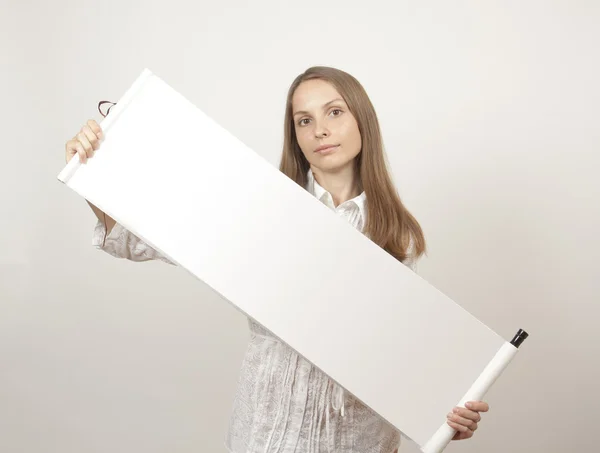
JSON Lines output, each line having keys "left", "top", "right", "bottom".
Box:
{"left": 314, "top": 144, "right": 339, "bottom": 154}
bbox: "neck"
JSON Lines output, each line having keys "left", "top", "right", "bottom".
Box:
{"left": 311, "top": 164, "right": 361, "bottom": 207}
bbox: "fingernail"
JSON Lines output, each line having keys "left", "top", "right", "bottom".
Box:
{"left": 465, "top": 402, "right": 472, "bottom": 408}
{"left": 447, "top": 413, "right": 453, "bottom": 419}
{"left": 452, "top": 407, "right": 459, "bottom": 413}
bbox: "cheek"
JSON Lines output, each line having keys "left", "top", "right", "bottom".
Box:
{"left": 341, "top": 120, "right": 362, "bottom": 150}
{"left": 295, "top": 128, "right": 313, "bottom": 156}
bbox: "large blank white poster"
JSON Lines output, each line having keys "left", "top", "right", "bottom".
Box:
{"left": 58, "top": 69, "right": 523, "bottom": 453}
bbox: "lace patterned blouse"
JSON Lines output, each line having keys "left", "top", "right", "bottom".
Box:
{"left": 92, "top": 170, "right": 418, "bottom": 453}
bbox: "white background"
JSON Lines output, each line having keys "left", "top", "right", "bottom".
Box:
{"left": 1, "top": 1, "right": 598, "bottom": 452}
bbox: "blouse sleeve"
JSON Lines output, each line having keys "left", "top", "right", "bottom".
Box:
{"left": 92, "top": 219, "right": 175, "bottom": 265}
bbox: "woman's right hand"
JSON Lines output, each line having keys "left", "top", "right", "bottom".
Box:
{"left": 65, "top": 119, "right": 104, "bottom": 164}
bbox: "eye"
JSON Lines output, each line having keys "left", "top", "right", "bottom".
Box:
{"left": 330, "top": 108, "right": 343, "bottom": 117}
{"left": 298, "top": 118, "right": 310, "bottom": 126}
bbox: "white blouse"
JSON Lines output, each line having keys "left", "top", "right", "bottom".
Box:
{"left": 92, "top": 170, "right": 418, "bottom": 453}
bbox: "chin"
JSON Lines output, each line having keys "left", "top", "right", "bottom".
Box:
{"left": 311, "top": 155, "right": 356, "bottom": 173}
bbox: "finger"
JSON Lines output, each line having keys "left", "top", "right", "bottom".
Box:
{"left": 448, "top": 412, "right": 478, "bottom": 430}
{"left": 86, "top": 119, "right": 103, "bottom": 140}
{"left": 65, "top": 139, "right": 78, "bottom": 163}
{"left": 76, "top": 132, "right": 94, "bottom": 159}
{"left": 451, "top": 427, "right": 474, "bottom": 440}
{"left": 453, "top": 431, "right": 473, "bottom": 441}
{"left": 74, "top": 141, "right": 87, "bottom": 163}
{"left": 452, "top": 407, "right": 482, "bottom": 423}
{"left": 65, "top": 138, "right": 78, "bottom": 154}
{"left": 447, "top": 420, "right": 470, "bottom": 433}
{"left": 82, "top": 125, "right": 100, "bottom": 150}
{"left": 466, "top": 401, "right": 489, "bottom": 412}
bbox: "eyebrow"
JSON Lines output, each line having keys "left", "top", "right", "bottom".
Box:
{"left": 293, "top": 98, "right": 345, "bottom": 117}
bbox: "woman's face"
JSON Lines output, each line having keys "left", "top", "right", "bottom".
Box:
{"left": 292, "top": 79, "right": 362, "bottom": 174}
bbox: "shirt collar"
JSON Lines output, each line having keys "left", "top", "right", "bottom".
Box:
{"left": 306, "top": 169, "right": 367, "bottom": 219}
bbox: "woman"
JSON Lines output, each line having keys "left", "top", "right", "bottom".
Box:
{"left": 65, "top": 66, "right": 489, "bottom": 453}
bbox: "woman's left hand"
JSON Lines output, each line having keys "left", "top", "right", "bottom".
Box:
{"left": 446, "top": 400, "right": 489, "bottom": 441}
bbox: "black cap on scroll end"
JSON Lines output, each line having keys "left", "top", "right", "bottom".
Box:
{"left": 510, "top": 329, "right": 529, "bottom": 348}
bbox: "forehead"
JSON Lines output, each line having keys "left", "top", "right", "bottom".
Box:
{"left": 292, "top": 79, "right": 344, "bottom": 110}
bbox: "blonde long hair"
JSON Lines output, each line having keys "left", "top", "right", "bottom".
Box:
{"left": 279, "top": 66, "right": 426, "bottom": 263}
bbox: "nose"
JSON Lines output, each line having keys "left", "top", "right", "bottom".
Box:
{"left": 314, "top": 120, "right": 330, "bottom": 138}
